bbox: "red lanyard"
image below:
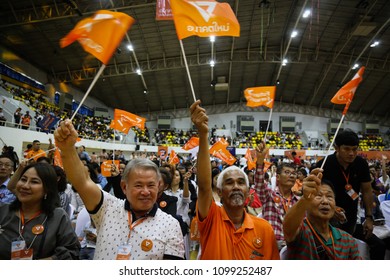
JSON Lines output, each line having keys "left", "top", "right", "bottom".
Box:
{"left": 20, "top": 209, "right": 42, "bottom": 234}
{"left": 126, "top": 211, "right": 147, "bottom": 240}
{"left": 306, "top": 218, "right": 337, "bottom": 260}
{"left": 340, "top": 168, "right": 350, "bottom": 185}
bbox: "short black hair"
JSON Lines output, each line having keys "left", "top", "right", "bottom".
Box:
{"left": 276, "top": 163, "right": 296, "bottom": 174}
{"left": 321, "top": 179, "right": 336, "bottom": 195}
{"left": 335, "top": 129, "right": 359, "bottom": 147}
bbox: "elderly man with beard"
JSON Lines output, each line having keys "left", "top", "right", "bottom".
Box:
{"left": 190, "top": 100, "right": 279, "bottom": 260}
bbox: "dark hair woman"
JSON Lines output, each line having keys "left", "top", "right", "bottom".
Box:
{"left": 0, "top": 162, "right": 80, "bottom": 259}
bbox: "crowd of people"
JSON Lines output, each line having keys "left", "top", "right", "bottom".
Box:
{"left": 0, "top": 99, "right": 389, "bottom": 261}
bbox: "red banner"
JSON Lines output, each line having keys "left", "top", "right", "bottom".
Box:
{"left": 156, "top": 0, "right": 173, "bottom": 20}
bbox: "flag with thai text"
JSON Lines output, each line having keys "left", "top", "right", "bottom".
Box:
{"left": 60, "top": 10, "right": 135, "bottom": 64}
{"left": 209, "top": 139, "right": 236, "bottom": 165}
{"left": 245, "top": 148, "right": 256, "bottom": 170}
{"left": 110, "top": 109, "right": 146, "bottom": 133}
{"left": 101, "top": 160, "right": 120, "bottom": 177}
{"left": 244, "top": 86, "right": 276, "bottom": 108}
{"left": 182, "top": 137, "right": 199, "bottom": 150}
{"left": 331, "top": 67, "right": 365, "bottom": 115}
{"left": 170, "top": 0, "right": 240, "bottom": 40}
{"left": 169, "top": 150, "right": 180, "bottom": 165}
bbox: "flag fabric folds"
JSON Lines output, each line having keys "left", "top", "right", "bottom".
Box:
{"left": 244, "top": 86, "right": 276, "bottom": 108}
{"left": 331, "top": 67, "right": 365, "bottom": 115}
{"left": 60, "top": 10, "right": 135, "bottom": 64}
{"left": 170, "top": 0, "right": 240, "bottom": 40}
{"left": 182, "top": 137, "right": 200, "bottom": 150}
{"left": 209, "top": 139, "right": 236, "bottom": 165}
{"left": 110, "top": 109, "right": 146, "bottom": 134}
{"left": 169, "top": 150, "right": 180, "bottom": 165}
{"left": 245, "top": 148, "right": 256, "bottom": 170}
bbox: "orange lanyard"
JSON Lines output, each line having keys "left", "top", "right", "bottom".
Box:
{"left": 306, "top": 218, "right": 337, "bottom": 260}
{"left": 281, "top": 194, "right": 292, "bottom": 213}
{"left": 20, "top": 210, "right": 42, "bottom": 234}
{"left": 340, "top": 168, "right": 350, "bottom": 185}
{"left": 126, "top": 211, "right": 147, "bottom": 240}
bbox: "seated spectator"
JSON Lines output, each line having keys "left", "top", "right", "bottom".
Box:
{"left": 1, "top": 162, "right": 80, "bottom": 259}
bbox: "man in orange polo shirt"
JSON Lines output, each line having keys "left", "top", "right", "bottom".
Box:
{"left": 190, "top": 100, "right": 279, "bottom": 260}
{"left": 25, "top": 140, "right": 46, "bottom": 161}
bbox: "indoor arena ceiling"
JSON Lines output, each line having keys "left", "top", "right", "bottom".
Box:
{"left": 0, "top": 0, "right": 389, "bottom": 123}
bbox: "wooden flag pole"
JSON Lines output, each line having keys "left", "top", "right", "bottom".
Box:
{"left": 70, "top": 64, "right": 106, "bottom": 121}
{"left": 320, "top": 114, "right": 345, "bottom": 169}
{"left": 179, "top": 40, "right": 197, "bottom": 102}
{"left": 263, "top": 108, "right": 273, "bottom": 142}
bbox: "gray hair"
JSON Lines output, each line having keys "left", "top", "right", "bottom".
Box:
{"left": 121, "top": 158, "right": 161, "bottom": 183}
{"left": 216, "top": 165, "right": 249, "bottom": 191}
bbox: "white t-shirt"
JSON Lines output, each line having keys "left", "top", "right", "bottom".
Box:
{"left": 91, "top": 192, "right": 184, "bottom": 260}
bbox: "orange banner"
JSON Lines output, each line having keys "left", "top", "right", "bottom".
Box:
{"left": 170, "top": 0, "right": 240, "bottom": 40}
{"left": 331, "top": 67, "right": 365, "bottom": 115}
{"left": 182, "top": 137, "right": 199, "bottom": 150}
{"left": 244, "top": 86, "right": 276, "bottom": 108}
{"left": 60, "top": 10, "right": 135, "bottom": 64}
{"left": 101, "top": 160, "right": 120, "bottom": 177}
{"left": 210, "top": 140, "right": 236, "bottom": 165}
{"left": 158, "top": 146, "right": 168, "bottom": 160}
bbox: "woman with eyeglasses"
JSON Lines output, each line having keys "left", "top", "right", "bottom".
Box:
{"left": 0, "top": 162, "right": 80, "bottom": 259}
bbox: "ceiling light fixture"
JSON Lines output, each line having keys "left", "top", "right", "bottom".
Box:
{"left": 127, "top": 44, "right": 134, "bottom": 51}
{"left": 210, "top": 36, "right": 215, "bottom": 42}
{"left": 282, "top": 59, "right": 288, "bottom": 66}
{"left": 210, "top": 60, "right": 215, "bottom": 67}
{"left": 352, "top": 63, "right": 359, "bottom": 70}
{"left": 136, "top": 69, "right": 142, "bottom": 75}
{"left": 370, "top": 41, "right": 379, "bottom": 47}
{"left": 291, "top": 30, "right": 298, "bottom": 38}
{"left": 302, "top": 9, "right": 311, "bottom": 18}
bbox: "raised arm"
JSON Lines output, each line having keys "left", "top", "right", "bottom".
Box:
{"left": 54, "top": 120, "right": 102, "bottom": 211}
{"left": 7, "top": 159, "right": 29, "bottom": 193}
{"left": 190, "top": 100, "right": 211, "bottom": 220}
{"left": 253, "top": 142, "right": 271, "bottom": 202}
{"left": 283, "top": 169, "right": 322, "bottom": 242}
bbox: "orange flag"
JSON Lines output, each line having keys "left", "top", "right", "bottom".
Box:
{"left": 209, "top": 139, "right": 236, "bottom": 165}
{"left": 169, "top": 150, "right": 180, "bottom": 165}
{"left": 101, "top": 160, "right": 120, "bottom": 177}
{"left": 182, "top": 137, "right": 199, "bottom": 150}
{"left": 263, "top": 161, "right": 272, "bottom": 173}
{"left": 53, "top": 148, "right": 63, "bottom": 168}
{"left": 170, "top": 0, "right": 240, "bottom": 40}
{"left": 245, "top": 148, "right": 256, "bottom": 170}
{"left": 331, "top": 67, "right": 365, "bottom": 115}
{"left": 244, "top": 86, "right": 276, "bottom": 108}
{"left": 60, "top": 10, "right": 135, "bottom": 64}
{"left": 110, "top": 109, "right": 146, "bottom": 133}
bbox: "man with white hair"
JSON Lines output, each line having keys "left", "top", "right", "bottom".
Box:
{"left": 190, "top": 100, "right": 279, "bottom": 260}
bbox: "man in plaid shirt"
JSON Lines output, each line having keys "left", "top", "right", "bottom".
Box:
{"left": 254, "top": 142, "right": 300, "bottom": 250}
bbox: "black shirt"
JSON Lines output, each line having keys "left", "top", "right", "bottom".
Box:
{"left": 316, "top": 153, "right": 371, "bottom": 226}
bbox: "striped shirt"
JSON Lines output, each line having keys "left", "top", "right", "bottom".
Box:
{"left": 286, "top": 219, "right": 361, "bottom": 260}
{"left": 254, "top": 163, "right": 299, "bottom": 242}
